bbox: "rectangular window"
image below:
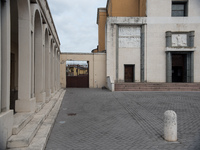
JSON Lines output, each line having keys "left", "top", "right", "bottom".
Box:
{"left": 172, "top": 1, "right": 188, "bottom": 17}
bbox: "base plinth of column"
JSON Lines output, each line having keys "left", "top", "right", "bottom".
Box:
{"left": 0, "top": 110, "right": 14, "bottom": 149}
{"left": 15, "top": 97, "right": 36, "bottom": 113}
{"left": 45, "top": 89, "right": 51, "bottom": 102}
{"left": 35, "top": 92, "right": 46, "bottom": 103}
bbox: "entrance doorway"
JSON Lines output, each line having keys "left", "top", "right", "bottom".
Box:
{"left": 172, "top": 54, "right": 187, "bottom": 82}
{"left": 166, "top": 52, "right": 193, "bottom": 83}
{"left": 66, "top": 61, "right": 89, "bottom": 88}
{"left": 124, "top": 65, "right": 135, "bottom": 82}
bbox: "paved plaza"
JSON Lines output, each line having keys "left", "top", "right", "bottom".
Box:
{"left": 45, "top": 88, "right": 200, "bottom": 150}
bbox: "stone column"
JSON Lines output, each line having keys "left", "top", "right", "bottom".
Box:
{"left": 164, "top": 110, "right": 177, "bottom": 142}
{"left": 49, "top": 39, "right": 52, "bottom": 94}
{"left": 189, "top": 31, "right": 195, "bottom": 47}
{"left": 166, "top": 31, "right": 172, "bottom": 47}
{"left": 0, "top": 0, "right": 2, "bottom": 113}
{"left": 54, "top": 48, "right": 57, "bottom": 91}
{"left": 166, "top": 52, "right": 172, "bottom": 83}
{"left": 58, "top": 52, "right": 60, "bottom": 90}
{"left": 0, "top": 1, "right": 14, "bottom": 149}
{"left": 187, "top": 53, "right": 191, "bottom": 83}
{"left": 141, "top": 25, "right": 145, "bottom": 82}
{"left": 51, "top": 44, "right": 55, "bottom": 93}
{"left": 15, "top": 0, "right": 36, "bottom": 112}
{"left": 1, "top": 0, "right": 11, "bottom": 112}
{"left": 191, "top": 52, "right": 194, "bottom": 83}
{"left": 31, "top": 31, "right": 34, "bottom": 98}
{"left": 45, "top": 37, "right": 51, "bottom": 100}
{"left": 115, "top": 24, "right": 119, "bottom": 82}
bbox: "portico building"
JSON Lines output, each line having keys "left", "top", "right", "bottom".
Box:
{"left": 0, "top": 0, "right": 61, "bottom": 148}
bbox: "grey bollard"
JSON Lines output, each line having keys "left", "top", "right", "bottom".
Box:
{"left": 164, "top": 110, "right": 177, "bottom": 142}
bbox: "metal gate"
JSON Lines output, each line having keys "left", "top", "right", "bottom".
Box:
{"left": 66, "top": 63, "right": 89, "bottom": 88}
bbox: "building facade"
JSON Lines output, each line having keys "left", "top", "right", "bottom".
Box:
{"left": 0, "top": 0, "right": 60, "bottom": 148}
{"left": 96, "top": 0, "right": 200, "bottom": 90}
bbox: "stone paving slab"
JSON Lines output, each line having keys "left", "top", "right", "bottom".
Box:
{"left": 45, "top": 89, "right": 200, "bottom": 150}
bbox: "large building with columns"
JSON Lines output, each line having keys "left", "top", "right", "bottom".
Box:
{"left": 0, "top": 0, "right": 60, "bottom": 148}
{"left": 96, "top": 0, "right": 200, "bottom": 91}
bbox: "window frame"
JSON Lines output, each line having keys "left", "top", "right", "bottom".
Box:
{"left": 172, "top": 1, "right": 188, "bottom": 17}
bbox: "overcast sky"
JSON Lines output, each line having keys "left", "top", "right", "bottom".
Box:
{"left": 47, "top": 0, "right": 107, "bottom": 53}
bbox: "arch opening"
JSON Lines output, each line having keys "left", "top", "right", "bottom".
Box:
{"left": 34, "top": 10, "right": 44, "bottom": 102}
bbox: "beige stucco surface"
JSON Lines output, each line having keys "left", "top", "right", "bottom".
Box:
{"left": 146, "top": 0, "right": 200, "bottom": 82}
{"left": 60, "top": 53, "right": 106, "bottom": 88}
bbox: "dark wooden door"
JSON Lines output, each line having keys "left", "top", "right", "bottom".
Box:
{"left": 67, "top": 75, "right": 89, "bottom": 88}
{"left": 172, "top": 54, "right": 186, "bottom": 82}
{"left": 124, "top": 65, "right": 134, "bottom": 82}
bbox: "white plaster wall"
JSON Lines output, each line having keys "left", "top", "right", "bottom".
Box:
{"left": 106, "top": 23, "right": 117, "bottom": 83}
{"left": 118, "top": 48, "right": 140, "bottom": 82}
{"left": 94, "top": 54, "right": 106, "bottom": 88}
{"left": 147, "top": 0, "right": 171, "bottom": 17}
{"left": 146, "top": 0, "right": 200, "bottom": 82}
{"left": 106, "top": 1, "right": 200, "bottom": 83}
{"left": 146, "top": 23, "right": 200, "bottom": 82}
{"left": 189, "top": 0, "right": 200, "bottom": 17}
{"left": 147, "top": 0, "right": 200, "bottom": 17}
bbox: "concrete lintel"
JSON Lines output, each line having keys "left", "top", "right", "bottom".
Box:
{"left": 166, "top": 47, "right": 196, "bottom": 52}
{"left": 61, "top": 52, "right": 106, "bottom": 55}
{"left": 107, "top": 17, "right": 147, "bottom": 25}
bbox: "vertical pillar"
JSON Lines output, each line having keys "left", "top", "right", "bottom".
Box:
{"left": 1, "top": 0, "right": 11, "bottom": 112}
{"left": 115, "top": 24, "right": 119, "bottom": 82}
{"left": 54, "top": 49, "right": 57, "bottom": 91}
{"left": 187, "top": 53, "right": 191, "bottom": 83}
{"left": 51, "top": 45, "right": 55, "bottom": 93}
{"left": 15, "top": 0, "right": 36, "bottom": 112}
{"left": 58, "top": 52, "right": 60, "bottom": 90}
{"left": 0, "top": 0, "right": 2, "bottom": 113}
{"left": 191, "top": 52, "right": 194, "bottom": 83}
{"left": 141, "top": 25, "right": 145, "bottom": 82}
{"left": 43, "top": 44, "right": 45, "bottom": 95}
{"left": 166, "top": 52, "right": 172, "bottom": 83}
{"left": 45, "top": 37, "right": 51, "bottom": 100}
{"left": 166, "top": 31, "right": 172, "bottom": 47}
{"left": 166, "top": 32, "right": 172, "bottom": 83}
{"left": 0, "top": 1, "right": 14, "bottom": 149}
{"left": 31, "top": 31, "right": 34, "bottom": 98}
{"left": 189, "top": 31, "right": 195, "bottom": 47}
{"left": 189, "top": 31, "right": 194, "bottom": 83}
{"left": 49, "top": 39, "right": 52, "bottom": 94}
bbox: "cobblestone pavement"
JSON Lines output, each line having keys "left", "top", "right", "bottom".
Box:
{"left": 45, "top": 88, "right": 200, "bottom": 150}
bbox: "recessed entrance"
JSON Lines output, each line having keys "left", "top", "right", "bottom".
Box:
{"left": 166, "top": 52, "right": 193, "bottom": 83}
{"left": 66, "top": 61, "right": 89, "bottom": 88}
{"left": 172, "top": 54, "right": 187, "bottom": 82}
{"left": 124, "top": 65, "right": 135, "bottom": 82}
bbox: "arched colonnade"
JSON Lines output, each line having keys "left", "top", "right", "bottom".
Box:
{"left": 0, "top": 0, "right": 60, "bottom": 147}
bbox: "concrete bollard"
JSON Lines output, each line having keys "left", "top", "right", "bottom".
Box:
{"left": 164, "top": 110, "right": 177, "bottom": 142}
